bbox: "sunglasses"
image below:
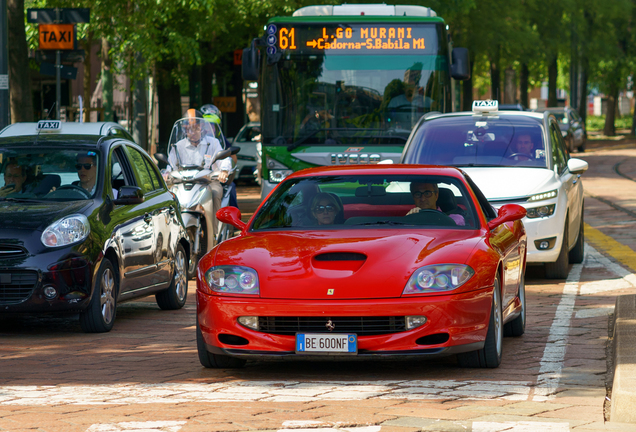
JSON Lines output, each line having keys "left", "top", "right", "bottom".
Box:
{"left": 413, "top": 190, "right": 435, "bottom": 199}
{"left": 313, "top": 205, "right": 336, "bottom": 214}
{"left": 75, "top": 163, "right": 95, "bottom": 170}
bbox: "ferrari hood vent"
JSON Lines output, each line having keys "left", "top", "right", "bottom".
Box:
{"left": 314, "top": 252, "right": 366, "bottom": 261}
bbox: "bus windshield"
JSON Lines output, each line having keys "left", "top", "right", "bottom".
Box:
{"left": 261, "top": 22, "right": 449, "bottom": 147}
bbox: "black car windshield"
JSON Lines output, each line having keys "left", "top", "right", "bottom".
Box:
{"left": 402, "top": 116, "right": 548, "bottom": 169}
{"left": 251, "top": 174, "right": 478, "bottom": 230}
{"left": 0, "top": 146, "right": 101, "bottom": 200}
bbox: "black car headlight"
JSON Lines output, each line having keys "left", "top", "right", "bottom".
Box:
{"left": 403, "top": 264, "right": 474, "bottom": 295}
{"left": 41, "top": 214, "right": 90, "bottom": 248}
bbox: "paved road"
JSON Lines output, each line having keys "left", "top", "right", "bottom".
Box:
{"left": 2, "top": 143, "right": 636, "bottom": 431}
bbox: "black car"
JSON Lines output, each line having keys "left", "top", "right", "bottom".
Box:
{"left": 0, "top": 121, "right": 190, "bottom": 332}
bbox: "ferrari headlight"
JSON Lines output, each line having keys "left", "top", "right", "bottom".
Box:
{"left": 41, "top": 214, "right": 90, "bottom": 248}
{"left": 205, "top": 265, "right": 259, "bottom": 295}
{"left": 403, "top": 264, "right": 474, "bottom": 294}
{"left": 527, "top": 190, "right": 557, "bottom": 202}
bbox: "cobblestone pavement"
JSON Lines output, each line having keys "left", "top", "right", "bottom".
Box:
{"left": 2, "top": 143, "right": 636, "bottom": 431}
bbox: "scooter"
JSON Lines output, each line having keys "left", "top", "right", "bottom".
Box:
{"left": 155, "top": 115, "right": 239, "bottom": 279}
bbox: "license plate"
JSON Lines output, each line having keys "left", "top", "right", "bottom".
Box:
{"left": 296, "top": 333, "right": 357, "bottom": 354}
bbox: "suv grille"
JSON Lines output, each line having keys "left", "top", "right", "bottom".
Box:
{"left": 0, "top": 271, "right": 39, "bottom": 305}
{"left": 258, "top": 316, "right": 406, "bottom": 336}
{"left": 0, "top": 245, "right": 27, "bottom": 259}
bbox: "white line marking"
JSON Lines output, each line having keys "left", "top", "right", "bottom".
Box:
{"left": 86, "top": 421, "right": 186, "bottom": 432}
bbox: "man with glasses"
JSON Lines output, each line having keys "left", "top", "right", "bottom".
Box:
{"left": 407, "top": 182, "right": 465, "bottom": 226}
{"left": 74, "top": 153, "right": 98, "bottom": 195}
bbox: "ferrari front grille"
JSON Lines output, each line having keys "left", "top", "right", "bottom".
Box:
{"left": 0, "top": 271, "right": 38, "bottom": 305}
{"left": 258, "top": 316, "right": 406, "bottom": 335}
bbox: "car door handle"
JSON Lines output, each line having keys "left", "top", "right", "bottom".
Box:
{"left": 144, "top": 213, "right": 152, "bottom": 223}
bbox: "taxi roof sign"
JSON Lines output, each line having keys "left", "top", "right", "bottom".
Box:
{"left": 472, "top": 100, "right": 498, "bottom": 113}
{"left": 37, "top": 120, "right": 62, "bottom": 131}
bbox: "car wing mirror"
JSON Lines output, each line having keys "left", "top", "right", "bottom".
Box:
{"left": 567, "top": 158, "right": 588, "bottom": 174}
{"left": 113, "top": 186, "right": 144, "bottom": 205}
{"left": 216, "top": 206, "right": 247, "bottom": 231}
{"left": 451, "top": 47, "right": 470, "bottom": 81}
{"left": 488, "top": 204, "right": 526, "bottom": 230}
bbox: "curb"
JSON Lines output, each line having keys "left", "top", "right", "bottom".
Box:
{"left": 611, "top": 294, "right": 636, "bottom": 423}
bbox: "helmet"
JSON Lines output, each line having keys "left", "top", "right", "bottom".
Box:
{"left": 201, "top": 104, "right": 222, "bottom": 125}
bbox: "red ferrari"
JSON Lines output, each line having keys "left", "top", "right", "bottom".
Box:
{"left": 196, "top": 165, "right": 527, "bottom": 368}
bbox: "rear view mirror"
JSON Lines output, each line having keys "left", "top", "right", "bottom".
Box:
{"left": 451, "top": 47, "right": 470, "bottom": 81}
{"left": 154, "top": 153, "right": 168, "bottom": 165}
{"left": 242, "top": 39, "right": 260, "bottom": 81}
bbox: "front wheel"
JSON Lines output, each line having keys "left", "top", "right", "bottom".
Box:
{"left": 186, "top": 225, "right": 206, "bottom": 280}
{"left": 504, "top": 274, "right": 526, "bottom": 337}
{"left": 569, "top": 208, "right": 585, "bottom": 264}
{"left": 79, "top": 258, "right": 118, "bottom": 333}
{"left": 545, "top": 222, "right": 569, "bottom": 279}
{"left": 156, "top": 243, "right": 188, "bottom": 310}
{"left": 457, "top": 275, "right": 503, "bottom": 368}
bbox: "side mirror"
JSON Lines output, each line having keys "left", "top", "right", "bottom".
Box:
{"left": 216, "top": 206, "right": 247, "bottom": 231}
{"left": 113, "top": 186, "right": 144, "bottom": 205}
{"left": 154, "top": 153, "right": 169, "bottom": 165}
{"left": 229, "top": 145, "right": 241, "bottom": 156}
{"left": 488, "top": 204, "right": 526, "bottom": 230}
{"left": 568, "top": 158, "right": 588, "bottom": 174}
{"left": 242, "top": 39, "right": 260, "bottom": 81}
{"left": 213, "top": 148, "right": 232, "bottom": 164}
{"left": 451, "top": 47, "right": 470, "bottom": 81}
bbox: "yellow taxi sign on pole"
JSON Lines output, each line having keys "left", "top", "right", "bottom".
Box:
{"left": 39, "top": 24, "right": 74, "bottom": 50}
{"left": 212, "top": 97, "right": 237, "bottom": 113}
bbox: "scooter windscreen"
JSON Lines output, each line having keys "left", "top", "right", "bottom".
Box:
{"left": 167, "top": 116, "right": 224, "bottom": 171}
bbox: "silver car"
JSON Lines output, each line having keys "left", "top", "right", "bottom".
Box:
{"left": 230, "top": 122, "right": 260, "bottom": 183}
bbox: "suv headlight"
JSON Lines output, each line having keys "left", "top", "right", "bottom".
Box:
{"left": 41, "top": 214, "right": 90, "bottom": 248}
{"left": 527, "top": 190, "right": 557, "bottom": 202}
{"left": 204, "top": 265, "right": 259, "bottom": 295}
{"left": 266, "top": 157, "right": 293, "bottom": 183}
{"left": 403, "top": 264, "right": 474, "bottom": 295}
{"left": 526, "top": 204, "right": 556, "bottom": 218}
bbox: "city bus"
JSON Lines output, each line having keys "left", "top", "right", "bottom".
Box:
{"left": 242, "top": 4, "right": 470, "bottom": 198}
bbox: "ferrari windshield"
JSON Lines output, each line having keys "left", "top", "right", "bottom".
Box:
{"left": 261, "top": 22, "right": 450, "bottom": 146}
{"left": 0, "top": 146, "right": 101, "bottom": 200}
{"left": 251, "top": 174, "right": 478, "bottom": 230}
{"left": 402, "top": 116, "right": 549, "bottom": 168}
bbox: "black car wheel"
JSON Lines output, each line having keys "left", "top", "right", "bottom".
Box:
{"left": 569, "top": 207, "right": 585, "bottom": 264}
{"left": 504, "top": 274, "right": 526, "bottom": 337}
{"left": 79, "top": 258, "right": 117, "bottom": 333}
{"left": 196, "top": 319, "right": 246, "bottom": 368}
{"left": 457, "top": 275, "right": 503, "bottom": 368}
{"left": 156, "top": 243, "right": 188, "bottom": 310}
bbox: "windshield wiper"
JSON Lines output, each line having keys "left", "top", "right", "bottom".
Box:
{"left": 286, "top": 128, "right": 334, "bottom": 152}
{"left": 0, "top": 197, "right": 46, "bottom": 203}
{"left": 358, "top": 220, "right": 406, "bottom": 226}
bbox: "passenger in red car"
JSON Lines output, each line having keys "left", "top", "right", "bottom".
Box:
{"left": 309, "top": 193, "right": 343, "bottom": 225}
{"left": 407, "top": 182, "right": 465, "bottom": 226}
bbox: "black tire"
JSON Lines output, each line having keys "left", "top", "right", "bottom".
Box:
{"left": 545, "top": 222, "right": 569, "bottom": 279}
{"left": 457, "top": 275, "right": 503, "bottom": 368}
{"left": 196, "top": 320, "right": 246, "bottom": 368}
{"left": 577, "top": 138, "right": 586, "bottom": 153}
{"left": 156, "top": 243, "right": 188, "bottom": 310}
{"left": 569, "top": 208, "right": 585, "bottom": 264}
{"left": 79, "top": 258, "right": 118, "bottom": 333}
{"left": 504, "top": 274, "right": 526, "bottom": 337}
{"left": 186, "top": 225, "right": 206, "bottom": 280}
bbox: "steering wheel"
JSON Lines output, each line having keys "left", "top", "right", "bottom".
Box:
{"left": 507, "top": 153, "right": 533, "bottom": 161}
{"left": 403, "top": 209, "right": 457, "bottom": 226}
{"left": 55, "top": 184, "right": 92, "bottom": 198}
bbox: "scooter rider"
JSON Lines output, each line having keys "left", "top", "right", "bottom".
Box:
{"left": 163, "top": 108, "right": 232, "bottom": 240}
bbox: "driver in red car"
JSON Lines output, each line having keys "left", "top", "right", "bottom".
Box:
{"left": 407, "top": 182, "right": 466, "bottom": 226}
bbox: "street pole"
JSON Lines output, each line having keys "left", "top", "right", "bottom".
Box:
{"left": 55, "top": 8, "right": 61, "bottom": 120}
{"left": 0, "top": 0, "right": 10, "bottom": 128}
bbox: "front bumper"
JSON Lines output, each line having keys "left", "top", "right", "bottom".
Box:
{"left": 0, "top": 245, "right": 95, "bottom": 313}
{"left": 196, "top": 286, "right": 493, "bottom": 359}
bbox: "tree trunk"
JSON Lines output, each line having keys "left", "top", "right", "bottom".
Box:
{"left": 156, "top": 60, "right": 182, "bottom": 153}
{"left": 578, "top": 58, "right": 588, "bottom": 124}
{"left": 7, "top": 0, "right": 33, "bottom": 122}
{"left": 101, "top": 39, "right": 114, "bottom": 122}
{"left": 503, "top": 66, "right": 516, "bottom": 104}
{"left": 603, "top": 85, "right": 618, "bottom": 136}
{"left": 189, "top": 64, "right": 202, "bottom": 109}
{"left": 519, "top": 63, "right": 529, "bottom": 109}
{"left": 80, "top": 31, "right": 93, "bottom": 122}
{"left": 490, "top": 56, "right": 500, "bottom": 102}
{"left": 201, "top": 62, "right": 214, "bottom": 104}
{"left": 461, "top": 55, "right": 474, "bottom": 111}
{"left": 547, "top": 55, "right": 558, "bottom": 107}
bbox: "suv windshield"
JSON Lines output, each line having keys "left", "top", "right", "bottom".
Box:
{"left": 251, "top": 174, "right": 477, "bottom": 230}
{"left": 402, "top": 116, "right": 548, "bottom": 168}
{"left": 0, "top": 146, "right": 101, "bottom": 200}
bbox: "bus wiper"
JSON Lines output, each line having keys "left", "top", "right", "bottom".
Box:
{"left": 286, "top": 128, "right": 333, "bottom": 152}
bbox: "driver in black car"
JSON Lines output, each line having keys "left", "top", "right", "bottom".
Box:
{"left": 406, "top": 182, "right": 465, "bottom": 226}
{"left": 74, "top": 153, "right": 98, "bottom": 195}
